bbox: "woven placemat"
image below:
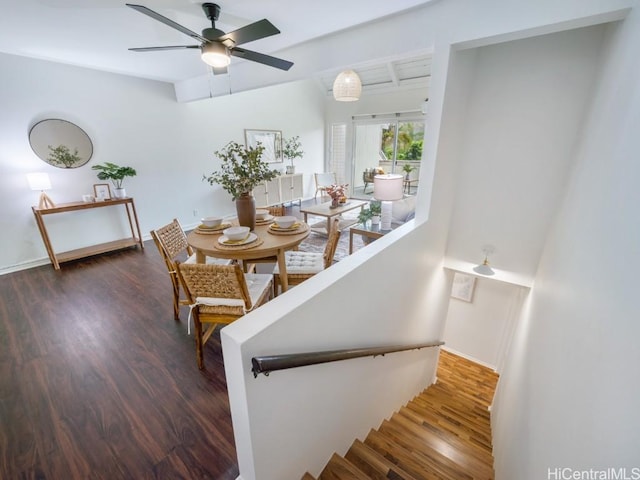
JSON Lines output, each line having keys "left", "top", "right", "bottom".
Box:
{"left": 256, "top": 218, "right": 275, "bottom": 226}
{"left": 268, "top": 222, "right": 310, "bottom": 236}
{"left": 195, "top": 223, "right": 232, "bottom": 235}
{"left": 213, "top": 236, "right": 264, "bottom": 251}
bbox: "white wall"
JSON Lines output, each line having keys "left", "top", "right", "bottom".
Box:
{"left": 444, "top": 278, "right": 527, "bottom": 370}
{"left": 441, "top": 24, "right": 607, "bottom": 371}
{"left": 492, "top": 8, "right": 640, "bottom": 477}
{"left": 0, "top": 52, "right": 325, "bottom": 272}
{"left": 446, "top": 24, "right": 606, "bottom": 279}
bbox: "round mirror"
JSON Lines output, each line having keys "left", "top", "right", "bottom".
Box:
{"left": 29, "top": 119, "right": 93, "bottom": 168}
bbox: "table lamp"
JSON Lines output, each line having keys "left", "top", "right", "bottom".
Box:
{"left": 373, "top": 174, "right": 404, "bottom": 231}
{"left": 27, "top": 172, "right": 56, "bottom": 209}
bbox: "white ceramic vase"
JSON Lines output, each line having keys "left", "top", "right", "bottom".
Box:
{"left": 114, "top": 187, "right": 126, "bottom": 198}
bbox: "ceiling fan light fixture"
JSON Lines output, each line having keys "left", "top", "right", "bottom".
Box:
{"left": 333, "top": 70, "right": 362, "bottom": 102}
{"left": 201, "top": 42, "right": 230, "bottom": 68}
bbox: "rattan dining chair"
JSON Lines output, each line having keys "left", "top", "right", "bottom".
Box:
{"left": 177, "top": 262, "right": 273, "bottom": 369}
{"left": 257, "top": 204, "right": 285, "bottom": 217}
{"left": 272, "top": 217, "right": 341, "bottom": 296}
{"left": 150, "top": 218, "right": 230, "bottom": 321}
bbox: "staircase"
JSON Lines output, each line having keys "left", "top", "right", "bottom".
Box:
{"left": 303, "top": 350, "right": 499, "bottom": 480}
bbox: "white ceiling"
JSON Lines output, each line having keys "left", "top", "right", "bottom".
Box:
{"left": 0, "top": 0, "right": 433, "bottom": 94}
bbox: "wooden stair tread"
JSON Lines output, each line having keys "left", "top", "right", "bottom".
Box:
{"left": 318, "top": 453, "right": 369, "bottom": 480}
{"left": 365, "top": 429, "right": 451, "bottom": 480}
{"left": 397, "top": 407, "right": 493, "bottom": 465}
{"left": 408, "top": 397, "right": 493, "bottom": 443}
{"left": 385, "top": 414, "right": 494, "bottom": 478}
{"left": 345, "top": 439, "right": 420, "bottom": 480}
{"left": 405, "top": 400, "right": 494, "bottom": 453}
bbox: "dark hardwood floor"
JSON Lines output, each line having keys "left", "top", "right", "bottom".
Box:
{"left": 0, "top": 242, "right": 239, "bottom": 479}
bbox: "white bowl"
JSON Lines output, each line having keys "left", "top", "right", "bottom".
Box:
{"left": 275, "top": 216, "right": 297, "bottom": 229}
{"left": 201, "top": 216, "right": 222, "bottom": 227}
{"left": 255, "top": 209, "right": 269, "bottom": 220}
{"left": 223, "top": 226, "right": 250, "bottom": 241}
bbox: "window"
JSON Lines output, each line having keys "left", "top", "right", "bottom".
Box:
{"left": 352, "top": 114, "right": 425, "bottom": 195}
{"left": 329, "top": 123, "right": 347, "bottom": 185}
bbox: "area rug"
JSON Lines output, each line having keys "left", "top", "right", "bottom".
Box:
{"left": 295, "top": 210, "right": 366, "bottom": 262}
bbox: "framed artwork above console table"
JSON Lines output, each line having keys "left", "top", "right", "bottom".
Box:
{"left": 31, "top": 197, "right": 143, "bottom": 270}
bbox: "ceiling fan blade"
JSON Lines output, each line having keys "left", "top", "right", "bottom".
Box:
{"left": 126, "top": 4, "right": 208, "bottom": 43}
{"left": 231, "top": 48, "right": 293, "bottom": 71}
{"left": 129, "top": 45, "right": 200, "bottom": 52}
{"left": 218, "top": 19, "right": 280, "bottom": 46}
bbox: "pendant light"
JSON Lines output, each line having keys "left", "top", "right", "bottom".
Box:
{"left": 333, "top": 70, "right": 362, "bottom": 102}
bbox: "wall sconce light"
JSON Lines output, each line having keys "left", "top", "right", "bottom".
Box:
{"left": 27, "top": 172, "right": 56, "bottom": 209}
{"left": 333, "top": 70, "right": 362, "bottom": 102}
{"left": 473, "top": 245, "right": 495, "bottom": 276}
{"left": 374, "top": 174, "right": 404, "bottom": 230}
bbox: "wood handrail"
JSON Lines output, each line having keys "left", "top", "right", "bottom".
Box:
{"left": 251, "top": 341, "right": 444, "bottom": 377}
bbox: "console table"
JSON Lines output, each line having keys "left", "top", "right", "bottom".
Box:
{"left": 32, "top": 197, "right": 144, "bottom": 270}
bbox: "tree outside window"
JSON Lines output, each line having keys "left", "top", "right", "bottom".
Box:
{"left": 381, "top": 121, "right": 424, "bottom": 161}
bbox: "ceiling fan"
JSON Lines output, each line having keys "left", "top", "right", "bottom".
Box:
{"left": 126, "top": 3, "right": 294, "bottom": 74}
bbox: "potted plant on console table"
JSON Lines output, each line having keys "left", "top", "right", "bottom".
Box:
{"left": 92, "top": 162, "right": 137, "bottom": 198}
{"left": 283, "top": 135, "right": 304, "bottom": 175}
{"left": 204, "top": 141, "right": 279, "bottom": 231}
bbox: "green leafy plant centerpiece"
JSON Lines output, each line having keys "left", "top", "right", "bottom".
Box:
{"left": 92, "top": 162, "right": 137, "bottom": 198}
{"left": 204, "top": 141, "right": 279, "bottom": 229}
{"left": 283, "top": 135, "right": 304, "bottom": 174}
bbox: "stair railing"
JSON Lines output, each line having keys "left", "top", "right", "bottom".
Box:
{"left": 251, "top": 341, "right": 444, "bottom": 377}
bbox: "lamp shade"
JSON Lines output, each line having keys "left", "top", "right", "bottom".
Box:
{"left": 332, "top": 70, "right": 362, "bottom": 102}
{"left": 373, "top": 174, "right": 404, "bottom": 201}
{"left": 201, "top": 42, "right": 230, "bottom": 68}
{"left": 473, "top": 259, "right": 495, "bottom": 276}
{"left": 27, "top": 172, "right": 51, "bottom": 191}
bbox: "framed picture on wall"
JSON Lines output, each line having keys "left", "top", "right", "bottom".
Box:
{"left": 244, "top": 129, "right": 283, "bottom": 163}
{"left": 93, "top": 183, "right": 111, "bottom": 201}
{"left": 451, "top": 272, "right": 476, "bottom": 302}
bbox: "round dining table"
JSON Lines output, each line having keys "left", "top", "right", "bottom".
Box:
{"left": 186, "top": 221, "right": 310, "bottom": 293}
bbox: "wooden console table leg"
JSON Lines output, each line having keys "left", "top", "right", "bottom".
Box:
{"left": 125, "top": 199, "right": 144, "bottom": 249}
{"left": 31, "top": 207, "right": 60, "bottom": 270}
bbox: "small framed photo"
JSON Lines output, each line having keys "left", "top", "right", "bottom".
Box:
{"left": 93, "top": 183, "right": 111, "bottom": 201}
{"left": 451, "top": 272, "right": 476, "bottom": 302}
{"left": 244, "top": 129, "right": 283, "bottom": 163}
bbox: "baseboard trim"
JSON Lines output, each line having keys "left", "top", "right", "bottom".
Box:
{"left": 0, "top": 257, "right": 51, "bottom": 275}
{"left": 442, "top": 346, "right": 497, "bottom": 372}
